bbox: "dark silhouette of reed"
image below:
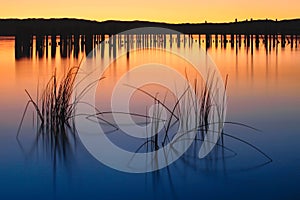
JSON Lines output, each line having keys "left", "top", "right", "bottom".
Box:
{"left": 91, "top": 71, "right": 272, "bottom": 171}
{"left": 16, "top": 66, "right": 81, "bottom": 185}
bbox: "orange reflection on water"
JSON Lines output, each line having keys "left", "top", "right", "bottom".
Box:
{"left": 1, "top": 35, "right": 300, "bottom": 127}
{"left": 207, "top": 41, "right": 300, "bottom": 120}
{"left": 95, "top": 48, "right": 204, "bottom": 113}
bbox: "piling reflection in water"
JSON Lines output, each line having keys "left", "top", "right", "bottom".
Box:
{"left": 14, "top": 33, "right": 300, "bottom": 60}
{"left": 15, "top": 34, "right": 33, "bottom": 59}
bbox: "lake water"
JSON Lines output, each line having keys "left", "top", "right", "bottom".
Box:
{"left": 0, "top": 33, "right": 300, "bottom": 199}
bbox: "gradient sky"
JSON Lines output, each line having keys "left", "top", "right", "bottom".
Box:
{"left": 0, "top": 0, "right": 299, "bottom": 23}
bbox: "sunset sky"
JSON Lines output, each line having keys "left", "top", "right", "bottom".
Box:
{"left": 0, "top": 0, "right": 299, "bottom": 23}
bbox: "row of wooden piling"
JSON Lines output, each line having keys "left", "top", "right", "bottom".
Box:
{"left": 14, "top": 33, "right": 299, "bottom": 59}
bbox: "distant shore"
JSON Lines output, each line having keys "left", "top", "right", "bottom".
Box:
{"left": 0, "top": 18, "right": 300, "bottom": 35}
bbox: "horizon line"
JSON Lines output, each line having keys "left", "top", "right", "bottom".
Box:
{"left": 1, "top": 17, "right": 300, "bottom": 25}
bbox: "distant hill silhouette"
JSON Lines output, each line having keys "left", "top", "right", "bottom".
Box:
{"left": 1, "top": 18, "right": 300, "bottom": 35}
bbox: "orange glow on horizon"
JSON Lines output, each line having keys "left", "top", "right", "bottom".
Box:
{"left": 0, "top": 0, "right": 299, "bottom": 23}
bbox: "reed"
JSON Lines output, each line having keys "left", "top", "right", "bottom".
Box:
{"left": 96, "top": 71, "right": 271, "bottom": 167}
{"left": 16, "top": 66, "right": 83, "bottom": 184}
{"left": 17, "top": 66, "right": 79, "bottom": 138}
{"left": 93, "top": 70, "right": 226, "bottom": 152}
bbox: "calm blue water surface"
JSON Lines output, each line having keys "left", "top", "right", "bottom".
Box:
{"left": 0, "top": 35, "right": 300, "bottom": 199}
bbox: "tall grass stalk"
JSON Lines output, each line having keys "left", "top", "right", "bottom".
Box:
{"left": 17, "top": 66, "right": 79, "bottom": 137}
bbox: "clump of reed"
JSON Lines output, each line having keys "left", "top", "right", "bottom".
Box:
{"left": 16, "top": 66, "right": 82, "bottom": 182}
{"left": 136, "top": 72, "right": 273, "bottom": 168}
{"left": 94, "top": 70, "right": 226, "bottom": 152}
{"left": 17, "top": 66, "right": 79, "bottom": 137}
{"left": 147, "top": 70, "right": 226, "bottom": 150}
{"left": 93, "top": 70, "right": 272, "bottom": 169}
